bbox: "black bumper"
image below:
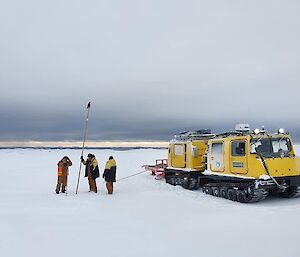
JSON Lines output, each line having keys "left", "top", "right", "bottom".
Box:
{"left": 277, "top": 176, "right": 300, "bottom": 186}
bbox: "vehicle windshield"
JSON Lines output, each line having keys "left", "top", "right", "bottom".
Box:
{"left": 250, "top": 137, "right": 291, "bottom": 157}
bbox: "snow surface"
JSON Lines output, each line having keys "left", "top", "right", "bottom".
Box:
{"left": 1, "top": 146, "right": 300, "bottom": 257}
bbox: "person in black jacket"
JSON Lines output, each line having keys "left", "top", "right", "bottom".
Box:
{"left": 81, "top": 153, "right": 99, "bottom": 193}
{"left": 103, "top": 156, "right": 117, "bottom": 194}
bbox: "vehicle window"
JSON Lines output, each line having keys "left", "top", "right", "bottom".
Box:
{"left": 212, "top": 142, "right": 223, "bottom": 157}
{"left": 272, "top": 138, "right": 289, "bottom": 153}
{"left": 174, "top": 144, "right": 184, "bottom": 156}
{"left": 232, "top": 141, "right": 246, "bottom": 156}
{"left": 250, "top": 138, "right": 272, "bottom": 154}
{"left": 250, "top": 137, "right": 291, "bottom": 157}
{"left": 191, "top": 146, "right": 198, "bottom": 157}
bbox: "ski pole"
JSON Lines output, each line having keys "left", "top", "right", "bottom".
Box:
{"left": 75, "top": 101, "right": 91, "bottom": 194}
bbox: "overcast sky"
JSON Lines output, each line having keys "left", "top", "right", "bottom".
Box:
{"left": 0, "top": 0, "right": 300, "bottom": 141}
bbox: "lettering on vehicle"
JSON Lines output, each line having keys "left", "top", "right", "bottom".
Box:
{"left": 232, "top": 162, "right": 244, "bottom": 168}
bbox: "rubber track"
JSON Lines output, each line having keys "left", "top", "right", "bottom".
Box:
{"left": 203, "top": 183, "right": 269, "bottom": 203}
{"left": 292, "top": 187, "right": 300, "bottom": 197}
{"left": 166, "top": 176, "right": 199, "bottom": 190}
{"left": 279, "top": 186, "right": 300, "bottom": 198}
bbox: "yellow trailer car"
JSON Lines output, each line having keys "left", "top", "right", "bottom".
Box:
{"left": 165, "top": 129, "right": 215, "bottom": 189}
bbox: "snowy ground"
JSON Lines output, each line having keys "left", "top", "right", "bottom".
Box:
{"left": 0, "top": 147, "right": 300, "bottom": 257}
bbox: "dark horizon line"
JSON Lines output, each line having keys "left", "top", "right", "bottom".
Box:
{"left": 0, "top": 146, "right": 168, "bottom": 150}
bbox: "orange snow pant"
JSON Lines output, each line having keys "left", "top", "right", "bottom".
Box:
{"left": 106, "top": 182, "right": 113, "bottom": 194}
{"left": 56, "top": 175, "right": 67, "bottom": 193}
{"left": 88, "top": 173, "right": 97, "bottom": 193}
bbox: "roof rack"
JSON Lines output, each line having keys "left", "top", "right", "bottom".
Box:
{"left": 215, "top": 131, "right": 248, "bottom": 138}
{"left": 173, "top": 129, "right": 215, "bottom": 141}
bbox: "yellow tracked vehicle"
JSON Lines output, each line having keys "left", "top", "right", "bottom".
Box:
{"left": 164, "top": 124, "right": 300, "bottom": 202}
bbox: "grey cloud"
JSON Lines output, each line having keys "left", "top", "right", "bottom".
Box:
{"left": 0, "top": 0, "right": 300, "bottom": 141}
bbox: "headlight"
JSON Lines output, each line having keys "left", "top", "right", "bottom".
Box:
{"left": 278, "top": 128, "right": 285, "bottom": 134}
{"left": 254, "top": 128, "right": 260, "bottom": 134}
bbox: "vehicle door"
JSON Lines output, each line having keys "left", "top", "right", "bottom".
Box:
{"left": 210, "top": 142, "right": 224, "bottom": 172}
{"left": 230, "top": 140, "right": 248, "bottom": 174}
{"left": 171, "top": 144, "right": 186, "bottom": 168}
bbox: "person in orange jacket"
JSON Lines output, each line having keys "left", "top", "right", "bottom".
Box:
{"left": 55, "top": 156, "right": 72, "bottom": 194}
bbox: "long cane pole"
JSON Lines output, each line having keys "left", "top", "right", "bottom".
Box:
{"left": 75, "top": 102, "right": 91, "bottom": 194}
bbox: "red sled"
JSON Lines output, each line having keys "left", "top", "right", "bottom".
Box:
{"left": 143, "top": 159, "right": 167, "bottom": 180}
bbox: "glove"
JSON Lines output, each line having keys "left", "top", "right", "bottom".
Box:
{"left": 80, "top": 156, "right": 84, "bottom": 161}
